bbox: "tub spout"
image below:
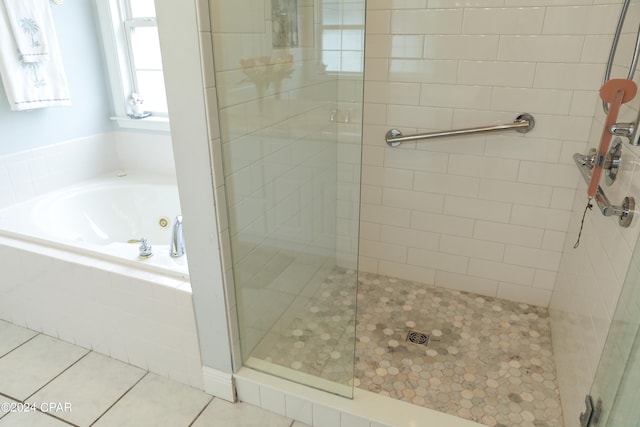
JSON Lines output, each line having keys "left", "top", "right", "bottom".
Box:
{"left": 170, "top": 215, "right": 185, "bottom": 258}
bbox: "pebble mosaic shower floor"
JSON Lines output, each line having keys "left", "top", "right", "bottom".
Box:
{"left": 356, "top": 273, "right": 562, "bottom": 427}
{"left": 251, "top": 270, "right": 563, "bottom": 427}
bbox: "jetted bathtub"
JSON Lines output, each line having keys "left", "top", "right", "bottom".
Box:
{"left": 0, "top": 171, "right": 188, "bottom": 277}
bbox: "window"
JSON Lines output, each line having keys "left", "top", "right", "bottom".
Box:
{"left": 96, "top": 0, "right": 169, "bottom": 131}
{"left": 321, "top": 1, "right": 365, "bottom": 73}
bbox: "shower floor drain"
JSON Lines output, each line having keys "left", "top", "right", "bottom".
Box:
{"left": 406, "top": 330, "right": 430, "bottom": 346}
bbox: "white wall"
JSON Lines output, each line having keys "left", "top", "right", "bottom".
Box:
{"left": 358, "top": 2, "right": 622, "bottom": 307}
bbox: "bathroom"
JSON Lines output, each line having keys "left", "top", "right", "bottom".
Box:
{"left": 2, "top": 0, "right": 640, "bottom": 426}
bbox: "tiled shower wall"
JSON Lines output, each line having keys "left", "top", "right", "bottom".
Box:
{"left": 359, "top": 1, "right": 627, "bottom": 307}
{"left": 550, "top": 2, "right": 640, "bottom": 425}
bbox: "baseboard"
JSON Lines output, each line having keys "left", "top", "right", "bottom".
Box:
{"left": 202, "top": 366, "right": 236, "bottom": 402}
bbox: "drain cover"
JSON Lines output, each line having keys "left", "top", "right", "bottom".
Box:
{"left": 406, "top": 330, "right": 430, "bottom": 346}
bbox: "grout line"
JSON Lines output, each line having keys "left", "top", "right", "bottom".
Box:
{"left": 24, "top": 349, "right": 92, "bottom": 403}
{"left": 0, "top": 331, "right": 40, "bottom": 359}
{"left": 88, "top": 371, "right": 149, "bottom": 426}
{"left": 35, "top": 408, "right": 79, "bottom": 426}
{"left": 12, "top": 349, "right": 91, "bottom": 427}
{"left": 187, "top": 395, "right": 215, "bottom": 426}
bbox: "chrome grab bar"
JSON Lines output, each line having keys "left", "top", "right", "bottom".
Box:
{"left": 385, "top": 113, "right": 534, "bottom": 147}
{"left": 573, "top": 152, "right": 634, "bottom": 227}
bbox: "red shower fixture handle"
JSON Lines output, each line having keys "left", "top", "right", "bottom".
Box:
{"left": 588, "top": 79, "right": 637, "bottom": 199}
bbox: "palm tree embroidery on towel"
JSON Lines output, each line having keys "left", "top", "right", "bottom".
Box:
{"left": 21, "top": 18, "right": 41, "bottom": 48}
{"left": 19, "top": 17, "right": 46, "bottom": 88}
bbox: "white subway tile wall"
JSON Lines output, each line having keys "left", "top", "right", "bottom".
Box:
{"left": 360, "top": 1, "right": 625, "bottom": 308}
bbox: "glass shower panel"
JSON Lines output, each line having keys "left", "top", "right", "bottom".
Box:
{"left": 587, "top": 240, "right": 640, "bottom": 426}
{"left": 211, "top": 0, "right": 364, "bottom": 397}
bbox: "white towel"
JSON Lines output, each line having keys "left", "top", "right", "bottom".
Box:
{"left": 0, "top": 0, "right": 71, "bottom": 111}
{"left": 3, "top": 0, "right": 50, "bottom": 63}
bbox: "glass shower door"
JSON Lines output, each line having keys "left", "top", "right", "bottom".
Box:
{"left": 210, "top": 0, "right": 364, "bottom": 397}
{"left": 585, "top": 239, "right": 640, "bottom": 426}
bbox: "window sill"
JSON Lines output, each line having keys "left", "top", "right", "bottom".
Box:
{"left": 110, "top": 116, "right": 171, "bottom": 133}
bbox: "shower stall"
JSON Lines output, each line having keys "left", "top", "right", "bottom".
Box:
{"left": 188, "top": 0, "right": 640, "bottom": 425}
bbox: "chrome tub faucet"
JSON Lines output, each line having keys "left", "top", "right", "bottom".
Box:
{"left": 170, "top": 215, "right": 185, "bottom": 258}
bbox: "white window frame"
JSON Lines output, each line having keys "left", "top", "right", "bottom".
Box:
{"left": 95, "top": 0, "right": 170, "bottom": 132}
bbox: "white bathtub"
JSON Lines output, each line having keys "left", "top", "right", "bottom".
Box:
{"left": 0, "top": 171, "right": 203, "bottom": 388}
{"left": 0, "top": 172, "right": 188, "bottom": 278}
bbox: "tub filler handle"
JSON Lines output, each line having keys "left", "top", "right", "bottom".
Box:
{"left": 134, "top": 238, "right": 153, "bottom": 258}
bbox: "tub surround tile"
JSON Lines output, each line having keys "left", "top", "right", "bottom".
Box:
{"left": 0, "top": 134, "right": 121, "bottom": 209}
{"left": 0, "top": 320, "right": 37, "bottom": 357}
{"left": 0, "top": 334, "right": 88, "bottom": 401}
{"left": 0, "top": 235, "right": 202, "bottom": 389}
{"left": 92, "top": 373, "right": 211, "bottom": 427}
{"left": 29, "top": 352, "right": 146, "bottom": 427}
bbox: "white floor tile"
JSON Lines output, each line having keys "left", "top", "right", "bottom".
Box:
{"left": 30, "top": 352, "right": 146, "bottom": 426}
{"left": 0, "top": 335, "right": 88, "bottom": 401}
{"left": 92, "top": 373, "right": 211, "bottom": 427}
{"left": 0, "top": 397, "right": 17, "bottom": 420}
{"left": 0, "top": 411, "right": 70, "bottom": 427}
{"left": 191, "top": 399, "right": 292, "bottom": 427}
{"left": 0, "top": 321, "right": 38, "bottom": 357}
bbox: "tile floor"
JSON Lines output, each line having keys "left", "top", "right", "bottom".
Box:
{"left": 250, "top": 270, "right": 563, "bottom": 427}
{"left": 355, "top": 273, "right": 562, "bottom": 427}
{"left": 0, "top": 320, "right": 309, "bottom": 427}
